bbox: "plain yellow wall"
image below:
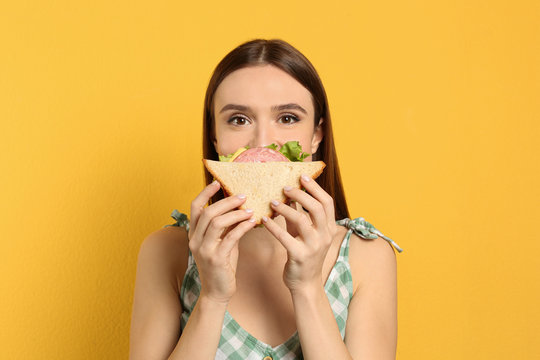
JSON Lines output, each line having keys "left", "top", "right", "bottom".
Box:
{"left": 1, "top": 0, "right": 538, "bottom": 358}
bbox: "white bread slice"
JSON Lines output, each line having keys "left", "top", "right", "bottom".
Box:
{"left": 203, "top": 160, "right": 326, "bottom": 224}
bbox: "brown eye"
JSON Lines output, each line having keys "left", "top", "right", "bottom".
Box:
{"left": 228, "top": 116, "right": 250, "bottom": 126}
{"left": 279, "top": 114, "right": 300, "bottom": 124}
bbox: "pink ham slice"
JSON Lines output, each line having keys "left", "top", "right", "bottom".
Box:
{"left": 233, "top": 147, "right": 289, "bottom": 162}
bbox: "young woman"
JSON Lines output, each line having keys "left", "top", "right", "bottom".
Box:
{"left": 130, "top": 39, "right": 402, "bottom": 360}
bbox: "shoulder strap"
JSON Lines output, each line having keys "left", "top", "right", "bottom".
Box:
{"left": 337, "top": 229, "right": 351, "bottom": 262}
{"left": 336, "top": 217, "right": 403, "bottom": 253}
{"left": 163, "top": 210, "right": 196, "bottom": 287}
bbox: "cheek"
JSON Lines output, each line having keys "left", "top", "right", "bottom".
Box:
{"left": 214, "top": 133, "right": 247, "bottom": 155}
{"left": 297, "top": 131, "right": 317, "bottom": 155}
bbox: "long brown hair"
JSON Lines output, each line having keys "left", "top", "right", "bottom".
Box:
{"left": 202, "top": 39, "right": 350, "bottom": 220}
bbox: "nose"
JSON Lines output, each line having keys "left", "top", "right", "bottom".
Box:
{"left": 249, "top": 120, "right": 277, "bottom": 148}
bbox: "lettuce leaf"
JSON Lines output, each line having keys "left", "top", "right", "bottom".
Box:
{"left": 219, "top": 154, "right": 233, "bottom": 162}
{"left": 264, "top": 143, "right": 279, "bottom": 151}
{"left": 276, "top": 141, "right": 310, "bottom": 162}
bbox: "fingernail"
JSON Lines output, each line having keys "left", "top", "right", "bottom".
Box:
{"left": 262, "top": 216, "right": 268, "bottom": 223}
{"left": 283, "top": 186, "right": 292, "bottom": 191}
{"left": 212, "top": 180, "right": 220, "bottom": 186}
{"left": 245, "top": 208, "right": 253, "bottom": 213}
{"left": 248, "top": 217, "right": 256, "bottom": 223}
{"left": 271, "top": 199, "right": 279, "bottom": 206}
{"left": 301, "top": 174, "right": 310, "bottom": 182}
{"left": 237, "top": 194, "right": 246, "bottom": 199}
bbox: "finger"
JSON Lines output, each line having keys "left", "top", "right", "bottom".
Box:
{"left": 285, "top": 202, "right": 300, "bottom": 238}
{"left": 299, "top": 174, "right": 336, "bottom": 226}
{"left": 191, "top": 194, "right": 248, "bottom": 245}
{"left": 262, "top": 216, "right": 301, "bottom": 253}
{"left": 219, "top": 218, "right": 257, "bottom": 256}
{"left": 190, "top": 180, "right": 221, "bottom": 233}
{"left": 204, "top": 209, "right": 255, "bottom": 241}
{"left": 283, "top": 186, "right": 326, "bottom": 229}
{"left": 270, "top": 199, "right": 314, "bottom": 240}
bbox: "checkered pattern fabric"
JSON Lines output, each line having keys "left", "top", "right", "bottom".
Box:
{"left": 167, "top": 212, "right": 365, "bottom": 359}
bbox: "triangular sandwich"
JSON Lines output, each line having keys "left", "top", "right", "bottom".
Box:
{"left": 203, "top": 159, "right": 325, "bottom": 224}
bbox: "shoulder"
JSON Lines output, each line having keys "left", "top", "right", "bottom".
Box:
{"left": 345, "top": 228, "right": 397, "bottom": 295}
{"left": 130, "top": 226, "right": 190, "bottom": 358}
{"left": 137, "top": 226, "right": 190, "bottom": 291}
{"left": 142, "top": 225, "right": 189, "bottom": 249}
{"left": 340, "top": 225, "right": 398, "bottom": 357}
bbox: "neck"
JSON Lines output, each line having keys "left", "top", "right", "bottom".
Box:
{"left": 239, "top": 214, "right": 288, "bottom": 257}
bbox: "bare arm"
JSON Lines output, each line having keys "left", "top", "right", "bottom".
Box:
{"left": 130, "top": 181, "right": 256, "bottom": 360}
{"left": 128, "top": 227, "right": 230, "bottom": 360}
{"left": 262, "top": 175, "right": 397, "bottom": 359}
{"left": 291, "top": 284, "right": 353, "bottom": 359}
{"left": 167, "top": 294, "right": 228, "bottom": 359}
{"left": 292, "top": 235, "right": 397, "bottom": 360}
{"left": 129, "top": 228, "right": 186, "bottom": 360}
{"left": 345, "top": 235, "right": 397, "bottom": 359}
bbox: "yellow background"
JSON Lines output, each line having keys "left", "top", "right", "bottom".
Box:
{"left": 1, "top": 0, "right": 538, "bottom": 358}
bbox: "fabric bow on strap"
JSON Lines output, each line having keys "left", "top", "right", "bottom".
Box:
{"left": 164, "top": 209, "right": 190, "bottom": 232}
{"left": 336, "top": 217, "right": 403, "bottom": 253}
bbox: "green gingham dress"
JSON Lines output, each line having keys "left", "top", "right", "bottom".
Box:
{"left": 164, "top": 210, "right": 402, "bottom": 360}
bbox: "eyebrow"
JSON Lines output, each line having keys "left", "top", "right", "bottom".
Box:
{"left": 219, "top": 103, "right": 308, "bottom": 115}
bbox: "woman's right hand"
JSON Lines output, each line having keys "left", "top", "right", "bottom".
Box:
{"left": 188, "top": 180, "right": 256, "bottom": 305}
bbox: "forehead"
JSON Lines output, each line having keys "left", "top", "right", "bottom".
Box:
{"left": 213, "top": 65, "right": 314, "bottom": 113}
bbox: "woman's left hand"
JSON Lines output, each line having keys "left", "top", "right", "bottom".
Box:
{"left": 262, "top": 174, "right": 339, "bottom": 294}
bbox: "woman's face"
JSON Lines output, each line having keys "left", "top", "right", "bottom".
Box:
{"left": 213, "top": 65, "right": 323, "bottom": 161}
